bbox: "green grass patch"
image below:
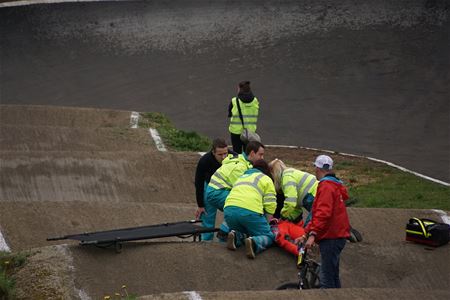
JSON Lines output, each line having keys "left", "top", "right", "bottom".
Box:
{"left": 138, "top": 112, "right": 211, "bottom": 151}
{"left": 337, "top": 158, "right": 450, "bottom": 210}
{"left": 0, "top": 251, "right": 29, "bottom": 300}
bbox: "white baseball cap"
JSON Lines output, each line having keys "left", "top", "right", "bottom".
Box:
{"left": 314, "top": 155, "right": 333, "bottom": 170}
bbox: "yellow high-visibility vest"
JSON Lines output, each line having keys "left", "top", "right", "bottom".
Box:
{"left": 228, "top": 97, "right": 259, "bottom": 134}
{"left": 225, "top": 169, "right": 277, "bottom": 215}
{"left": 281, "top": 168, "right": 318, "bottom": 221}
{"left": 208, "top": 154, "right": 252, "bottom": 190}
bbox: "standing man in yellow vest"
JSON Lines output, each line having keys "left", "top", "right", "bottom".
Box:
{"left": 228, "top": 81, "right": 259, "bottom": 153}
{"left": 224, "top": 159, "right": 277, "bottom": 259}
{"left": 203, "top": 141, "right": 265, "bottom": 241}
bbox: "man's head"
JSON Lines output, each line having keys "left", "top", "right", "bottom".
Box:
{"left": 245, "top": 141, "right": 265, "bottom": 163}
{"left": 238, "top": 81, "right": 251, "bottom": 94}
{"left": 313, "top": 154, "right": 334, "bottom": 180}
{"left": 211, "top": 138, "right": 228, "bottom": 163}
{"left": 252, "top": 159, "right": 271, "bottom": 178}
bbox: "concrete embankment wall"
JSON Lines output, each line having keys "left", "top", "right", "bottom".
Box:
{"left": 1, "top": 0, "right": 449, "bottom": 181}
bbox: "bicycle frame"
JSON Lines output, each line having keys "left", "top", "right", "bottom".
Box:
{"left": 276, "top": 243, "right": 321, "bottom": 290}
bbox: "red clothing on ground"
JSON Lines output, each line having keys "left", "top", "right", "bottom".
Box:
{"left": 274, "top": 220, "right": 305, "bottom": 256}
{"left": 305, "top": 176, "right": 350, "bottom": 241}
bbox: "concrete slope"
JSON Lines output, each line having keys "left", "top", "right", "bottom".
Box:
{"left": 0, "top": 201, "right": 198, "bottom": 250}
{"left": 0, "top": 105, "right": 134, "bottom": 128}
{"left": 0, "top": 105, "right": 448, "bottom": 299}
{"left": 1, "top": 1, "right": 449, "bottom": 181}
{"left": 65, "top": 208, "right": 449, "bottom": 297}
{"left": 140, "top": 289, "right": 450, "bottom": 300}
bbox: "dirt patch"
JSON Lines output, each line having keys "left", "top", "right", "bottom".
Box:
{"left": 12, "top": 245, "right": 79, "bottom": 300}
{"left": 140, "top": 288, "right": 450, "bottom": 300}
{"left": 265, "top": 146, "right": 380, "bottom": 187}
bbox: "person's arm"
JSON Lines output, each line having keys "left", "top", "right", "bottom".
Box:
{"left": 280, "top": 176, "right": 299, "bottom": 216}
{"left": 306, "top": 184, "right": 334, "bottom": 238}
{"left": 228, "top": 101, "right": 233, "bottom": 118}
{"left": 263, "top": 178, "right": 277, "bottom": 215}
{"left": 194, "top": 155, "right": 207, "bottom": 208}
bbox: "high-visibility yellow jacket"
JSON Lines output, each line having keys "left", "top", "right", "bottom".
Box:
{"left": 208, "top": 154, "right": 252, "bottom": 190}
{"left": 228, "top": 97, "right": 259, "bottom": 134}
{"left": 225, "top": 168, "right": 277, "bottom": 215}
{"left": 281, "top": 168, "right": 318, "bottom": 221}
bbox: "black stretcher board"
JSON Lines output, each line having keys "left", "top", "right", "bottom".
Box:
{"left": 47, "top": 220, "right": 218, "bottom": 245}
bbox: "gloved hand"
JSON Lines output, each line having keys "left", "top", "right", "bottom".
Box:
{"left": 269, "top": 218, "right": 279, "bottom": 226}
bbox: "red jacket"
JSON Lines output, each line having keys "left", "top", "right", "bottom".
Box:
{"left": 305, "top": 175, "right": 350, "bottom": 241}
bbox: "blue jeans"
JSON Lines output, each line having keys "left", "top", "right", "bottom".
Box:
{"left": 201, "top": 186, "right": 230, "bottom": 240}
{"left": 318, "top": 238, "right": 346, "bottom": 288}
{"left": 224, "top": 206, "right": 274, "bottom": 254}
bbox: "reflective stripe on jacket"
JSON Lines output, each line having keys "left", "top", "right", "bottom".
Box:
{"left": 228, "top": 97, "right": 259, "bottom": 134}
{"left": 225, "top": 168, "right": 277, "bottom": 215}
{"left": 208, "top": 154, "right": 252, "bottom": 190}
{"left": 281, "top": 168, "right": 318, "bottom": 221}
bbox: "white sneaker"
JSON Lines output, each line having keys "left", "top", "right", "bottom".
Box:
{"left": 245, "top": 237, "right": 255, "bottom": 259}
{"left": 227, "top": 230, "right": 237, "bottom": 250}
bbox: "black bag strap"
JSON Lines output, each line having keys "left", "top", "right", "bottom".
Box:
{"left": 235, "top": 96, "right": 246, "bottom": 129}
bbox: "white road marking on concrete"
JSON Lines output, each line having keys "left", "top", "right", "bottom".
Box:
{"left": 130, "top": 111, "right": 140, "bottom": 129}
{"left": 56, "top": 244, "right": 92, "bottom": 300}
{"left": 0, "top": 230, "right": 11, "bottom": 252}
{"left": 432, "top": 210, "right": 450, "bottom": 225}
{"left": 363, "top": 156, "right": 450, "bottom": 187}
{"left": 266, "top": 144, "right": 299, "bottom": 149}
{"left": 149, "top": 128, "right": 167, "bottom": 152}
{"left": 265, "top": 145, "right": 449, "bottom": 186}
{"left": 183, "top": 291, "right": 203, "bottom": 300}
{"left": 0, "top": 0, "right": 118, "bottom": 8}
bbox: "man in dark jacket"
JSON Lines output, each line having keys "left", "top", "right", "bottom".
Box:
{"left": 303, "top": 155, "right": 350, "bottom": 289}
{"left": 194, "top": 138, "right": 232, "bottom": 240}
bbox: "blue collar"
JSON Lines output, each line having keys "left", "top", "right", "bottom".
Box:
{"left": 320, "top": 174, "right": 342, "bottom": 184}
{"left": 244, "top": 168, "right": 262, "bottom": 175}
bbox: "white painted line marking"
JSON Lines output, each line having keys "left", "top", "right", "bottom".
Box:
{"left": 363, "top": 156, "right": 450, "bottom": 187}
{"left": 77, "top": 288, "right": 91, "bottom": 300}
{"left": 266, "top": 144, "right": 299, "bottom": 149}
{"left": 149, "top": 128, "right": 167, "bottom": 152}
{"left": 432, "top": 210, "right": 450, "bottom": 225}
{"left": 0, "top": 229, "right": 11, "bottom": 252}
{"left": 183, "top": 291, "right": 203, "bottom": 300}
{"left": 266, "top": 145, "right": 449, "bottom": 186}
{"left": 130, "top": 111, "right": 139, "bottom": 129}
{"left": 0, "top": 0, "right": 119, "bottom": 8}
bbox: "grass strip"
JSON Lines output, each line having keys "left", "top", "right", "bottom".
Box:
{"left": 335, "top": 159, "right": 450, "bottom": 210}
{"left": 0, "top": 251, "right": 29, "bottom": 300}
{"left": 138, "top": 112, "right": 211, "bottom": 151}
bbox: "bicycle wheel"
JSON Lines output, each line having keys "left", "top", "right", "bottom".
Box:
{"left": 306, "top": 263, "right": 321, "bottom": 288}
{"left": 348, "top": 227, "right": 363, "bottom": 243}
{"left": 276, "top": 282, "right": 300, "bottom": 290}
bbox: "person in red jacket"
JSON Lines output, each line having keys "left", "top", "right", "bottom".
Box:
{"left": 300, "top": 154, "right": 350, "bottom": 289}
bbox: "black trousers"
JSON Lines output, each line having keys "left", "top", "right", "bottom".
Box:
{"left": 230, "top": 133, "right": 246, "bottom": 154}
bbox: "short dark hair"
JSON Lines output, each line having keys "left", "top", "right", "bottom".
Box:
{"left": 252, "top": 159, "right": 271, "bottom": 178}
{"left": 238, "top": 81, "right": 251, "bottom": 93}
{"left": 245, "top": 141, "right": 264, "bottom": 155}
{"left": 212, "top": 138, "right": 227, "bottom": 151}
